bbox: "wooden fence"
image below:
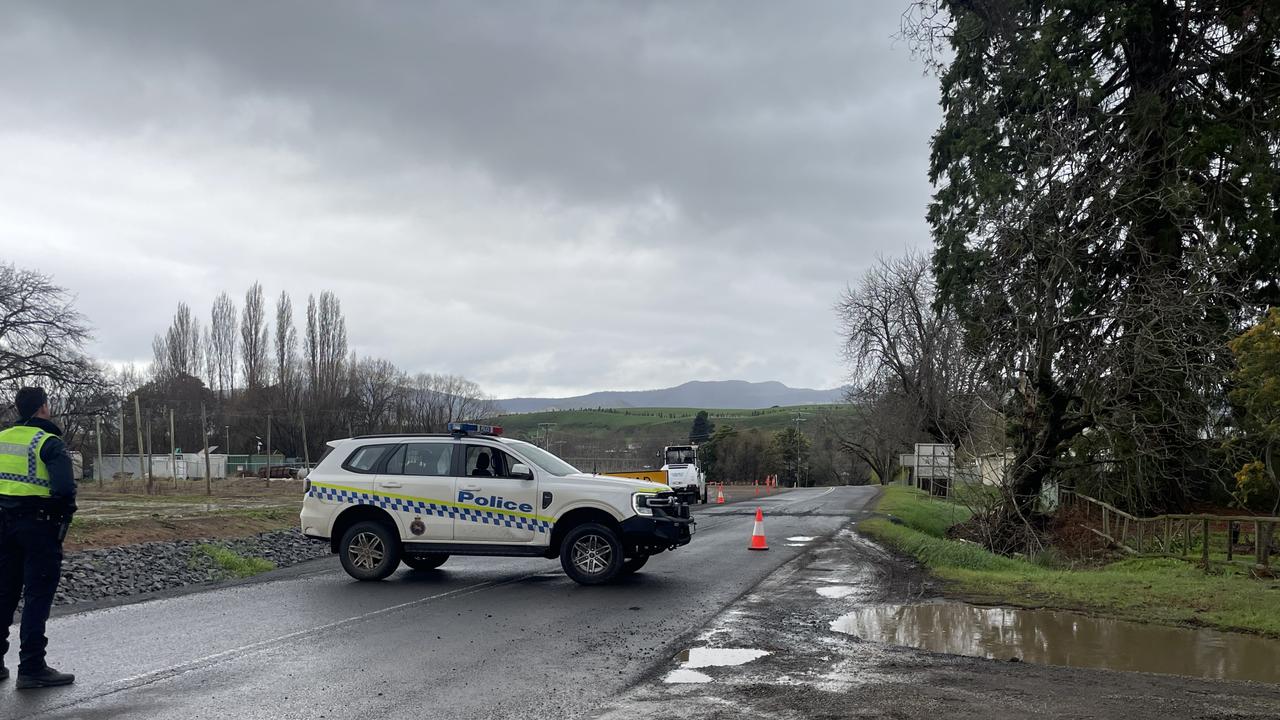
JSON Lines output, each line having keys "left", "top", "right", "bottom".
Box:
{"left": 1061, "top": 491, "right": 1277, "bottom": 573}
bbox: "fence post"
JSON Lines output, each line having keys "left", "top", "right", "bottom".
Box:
{"left": 95, "top": 415, "right": 104, "bottom": 488}
{"left": 145, "top": 416, "right": 154, "bottom": 495}
{"left": 1226, "top": 521, "right": 1234, "bottom": 562}
{"left": 265, "top": 413, "right": 272, "bottom": 488}
{"left": 1260, "top": 521, "right": 1273, "bottom": 569}
{"left": 1136, "top": 521, "right": 1144, "bottom": 554}
{"left": 1202, "top": 518, "right": 1211, "bottom": 572}
{"left": 1164, "top": 517, "right": 1171, "bottom": 555}
{"left": 134, "top": 396, "right": 148, "bottom": 492}
{"left": 1184, "top": 520, "right": 1191, "bottom": 558}
{"left": 169, "top": 408, "right": 177, "bottom": 489}
{"left": 201, "top": 402, "right": 212, "bottom": 497}
{"left": 1103, "top": 506, "right": 1109, "bottom": 539}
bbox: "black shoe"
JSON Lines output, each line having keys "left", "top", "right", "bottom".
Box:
{"left": 15, "top": 666, "right": 74, "bottom": 689}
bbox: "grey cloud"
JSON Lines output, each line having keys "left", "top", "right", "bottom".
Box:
{"left": 0, "top": 1, "right": 940, "bottom": 395}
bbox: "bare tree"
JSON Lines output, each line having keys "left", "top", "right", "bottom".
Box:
{"left": 0, "top": 263, "right": 93, "bottom": 388}
{"left": 209, "top": 292, "right": 237, "bottom": 396}
{"left": 152, "top": 303, "right": 202, "bottom": 379}
{"left": 305, "top": 291, "right": 347, "bottom": 400}
{"left": 274, "top": 291, "right": 297, "bottom": 399}
{"left": 833, "top": 382, "right": 928, "bottom": 485}
{"left": 837, "top": 252, "right": 985, "bottom": 446}
{"left": 351, "top": 357, "right": 405, "bottom": 433}
{"left": 201, "top": 326, "right": 217, "bottom": 391}
{"left": 240, "top": 282, "right": 269, "bottom": 391}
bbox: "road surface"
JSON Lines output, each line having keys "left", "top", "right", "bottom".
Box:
{"left": 4, "top": 486, "right": 875, "bottom": 720}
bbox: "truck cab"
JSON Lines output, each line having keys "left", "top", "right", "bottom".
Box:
{"left": 660, "top": 445, "right": 707, "bottom": 504}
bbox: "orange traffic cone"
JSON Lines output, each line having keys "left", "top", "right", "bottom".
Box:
{"left": 748, "top": 507, "right": 769, "bottom": 551}
{"left": 716, "top": 484, "right": 725, "bottom": 504}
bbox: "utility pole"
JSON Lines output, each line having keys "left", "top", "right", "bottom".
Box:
{"left": 201, "top": 402, "right": 212, "bottom": 496}
{"left": 133, "top": 396, "right": 145, "bottom": 491}
{"left": 117, "top": 409, "right": 124, "bottom": 486}
{"left": 300, "top": 412, "right": 310, "bottom": 469}
{"left": 169, "top": 408, "right": 177, "bottom": 488}
{"left": 145, "top": 415, "right": 154, "bottom": 494}
{"left": 265, "top": 413, "right": 272, "bottom": 487}
{"left": 538, "top": 423, "right": 557, "bottom": 450}
{"left": 225, "top": 425, "right": 231, "bottom": 456}
{"left": 95, "top": 415, "right": 103, "bottom": 488}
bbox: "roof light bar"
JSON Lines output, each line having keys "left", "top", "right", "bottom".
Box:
{"left": 447, "top": 422, "right": 504, "bottom": 436}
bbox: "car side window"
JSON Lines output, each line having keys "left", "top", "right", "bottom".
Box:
{"left": 493, "top": 449, "right": 526, "bottom": 478}
{"left": 403, "top": 443, "right": 453, "bottom": 477}
{"left": 465, "top": 445, "right": 495, "bottom": 477}
{"left": 344, "top": 444, "right": 393, "bottom": 474}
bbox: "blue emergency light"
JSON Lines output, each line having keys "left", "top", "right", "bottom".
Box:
{"left": 448, "top": 422, "right": 504, "bottom": 436}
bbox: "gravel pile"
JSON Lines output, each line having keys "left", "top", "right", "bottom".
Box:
{"left": 53, "top": 529, "right": 331, "bottom": 606}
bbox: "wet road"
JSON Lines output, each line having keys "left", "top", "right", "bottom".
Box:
{"left": 3, "top": 486, "right": 877, "bottom": 720}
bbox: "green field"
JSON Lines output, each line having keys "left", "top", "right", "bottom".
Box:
{"left": 863, "top": 486, "right": 1280, "bottom": 637}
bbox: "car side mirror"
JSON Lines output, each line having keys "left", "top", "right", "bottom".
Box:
{"left": 510, "top": 463, "right": 534, "bottom": 480}
{"left": 297, "top": 468, "right": 310, "bottom": 480}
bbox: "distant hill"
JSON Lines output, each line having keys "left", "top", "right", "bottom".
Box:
{"left": 496, "top": 380, "right": 845, "bottom": 414}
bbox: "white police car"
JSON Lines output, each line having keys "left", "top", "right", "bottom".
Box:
{"left": 300, "top": 423, "right": 695, "bottom": 585}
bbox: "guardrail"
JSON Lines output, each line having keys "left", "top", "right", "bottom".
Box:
{"left": 1062, "top": 491, "right": 1277, "bottom": 573}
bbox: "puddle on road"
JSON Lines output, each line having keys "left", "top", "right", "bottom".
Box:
{"left": 663, "top": 668, "right": 713, "bottom": 684}
{"left": 787, "top": 536, "right": 817, "bottom": 542}
{"left": 832, "top": 602, "right": 1280, "bottom": 685}
{"left": 663, "top": 647, "right": 772, "bottom": 683}
{"left": 677, "top": 648, "right": 772, "bottom": 668}
{"left": 816, "top": 585, "right": 858, "bottom": 599}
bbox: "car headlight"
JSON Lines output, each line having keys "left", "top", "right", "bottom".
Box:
{"left": 632, "top": 492, "right": 655, "bottom": 516}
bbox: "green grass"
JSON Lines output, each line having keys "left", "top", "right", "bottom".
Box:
{"left": 863, "top": 486, "right": 1280, "bottom": 637}
{"left": 195, "top": 544, "right": 277, "bottom": 578}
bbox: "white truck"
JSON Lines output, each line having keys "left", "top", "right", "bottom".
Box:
{"left": 661, "top": 444, "right": 707, "bottom": 504}
{"left": 300, "top": 423, "right": 695, "bottom": 585}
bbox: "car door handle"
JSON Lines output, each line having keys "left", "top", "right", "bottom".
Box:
{"left": 461, "top": 484, "right": 481, "bottom": 491}
{"left": 379, "top": 481, "right": 403, "bottom": 489}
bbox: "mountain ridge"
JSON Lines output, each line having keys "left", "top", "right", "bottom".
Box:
{"left": 496, "top": 380, "right": 845, "bottom": 414}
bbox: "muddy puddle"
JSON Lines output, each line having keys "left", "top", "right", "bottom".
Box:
{"left": 832, "top": 602, "right": 1280, "bottom": 685}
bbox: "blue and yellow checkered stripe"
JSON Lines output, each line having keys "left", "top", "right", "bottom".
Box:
{"left": 0, "top": 430, "right": 48, "bottom": 487}
{"left": 309, "top": 483, "right": 553, "bottom": 533}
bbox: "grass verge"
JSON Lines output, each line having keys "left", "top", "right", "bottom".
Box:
{"left": 195, "top": 544, "right": 277, "bottom": 579}
{"left": 863, "top": 486, "right": 1280, "bottom": 637}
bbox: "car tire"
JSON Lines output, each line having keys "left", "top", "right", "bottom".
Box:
{"left": 621, "top": 554, "right": 649, "bottom": 575}
{"left": 339, "top": 520, "right": 401, "bottom": 581}
{"left": 402, "top": 553, "right": 449, "bottom": 571}
{"left": 560, "top": 522, "right": 624, "bottom": 586}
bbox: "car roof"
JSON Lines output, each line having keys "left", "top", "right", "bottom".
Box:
{"left": 345, "top": 433, "right": 516, "bottom": 444}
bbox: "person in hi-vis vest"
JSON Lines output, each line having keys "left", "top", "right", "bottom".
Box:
{"left": 0, "top": 387, "right": 76, "bottom": 689}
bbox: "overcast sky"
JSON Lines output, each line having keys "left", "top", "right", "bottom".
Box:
{"left": 0, "top": 1, "right": 939, "bottom": 398}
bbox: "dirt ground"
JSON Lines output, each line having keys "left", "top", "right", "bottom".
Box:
{"left": 598, "top": 523, "right": 1280, "bottom": 719}
{"left": 67, "top": 481, "right": 303, "bottom": 551}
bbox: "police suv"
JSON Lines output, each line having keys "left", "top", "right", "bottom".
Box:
{"left": 300, "top": 423, "right": 695, "bottom": 585}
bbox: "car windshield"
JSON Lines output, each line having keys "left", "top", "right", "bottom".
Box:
{"left": 665, "top": 448, "right": 695, "bottom": 465}
{"left": 505, "top": 440, "right": 580, "bottom": 477}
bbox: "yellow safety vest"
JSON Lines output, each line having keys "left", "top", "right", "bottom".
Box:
{"left": 0, "top": 425, "right": 53, "bottom": 498}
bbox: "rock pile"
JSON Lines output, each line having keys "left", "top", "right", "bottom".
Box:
{"left": 54, "top": 529, "right": 330, "bottom": 606}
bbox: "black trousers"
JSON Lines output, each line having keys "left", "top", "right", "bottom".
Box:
{"left": 0, "top": 510, "right": 63, "bottom": 673}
